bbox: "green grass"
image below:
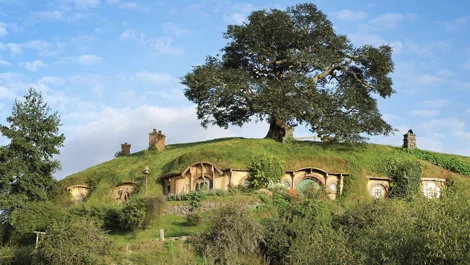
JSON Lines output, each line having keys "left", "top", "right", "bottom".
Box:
{"left": 59, "top": 137, "right": 470, "bottom": 206}
{"left": 108, "top": 214, "right": 208, "bottom": 245}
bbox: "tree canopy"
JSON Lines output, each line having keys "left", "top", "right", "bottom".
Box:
{"left": 0, "top": 88, "right": 65, "bottom": 212}
{"left": 181, "top": 3, "right": 395, "bottom": 142}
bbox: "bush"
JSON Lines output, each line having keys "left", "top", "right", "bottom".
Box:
{"left": 402, "top": 148, "right": 470, "bottom": 176}
{"left": 33, "top": 219, "right": 111, "bottom": 265}
{"left": 262, "top": 198, "right": 350, "bottom": 265}
{"left": 119, "top": 196, "right": 166, "bottom": 231}
{"left": 8, "top": 202, "right": 69, "bottom": 244}
{"left": 250, "top": 154, "right": 285, "bottom": 189}
{"left": 186, "top": 213, "right": 203, "bottom": 226}
{"left": 193, "top": 204, "right": 263, "bottom": 264}
{"left": 386, "top": 159, "right": 422, "bottom": 200}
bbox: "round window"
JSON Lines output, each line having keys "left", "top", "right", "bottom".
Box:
{"left": 283, "top": 181, "right": 290, "bottom": 188}
{"left": 329, "top": 183, "right": 337, "bottom": 191}
{"left": 371, "top": 185, "right": 386, "bottom": 199}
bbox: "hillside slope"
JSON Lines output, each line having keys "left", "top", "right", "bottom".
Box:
{"left": 59, "top": 138, "right": 464, "bottom": 205}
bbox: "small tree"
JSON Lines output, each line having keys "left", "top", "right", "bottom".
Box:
{"left": 387, "top": 159, "right": 422, "bottom": 200}
{"left": 193, "top": 204, "right": 264, "bottom": 264}
{"left": 33, "top": 219, "right": 111, "bottom": 265}
{"left": 0, "top": 88, "right": 65, "bottom": 212}
{"left": 250, "top": 154, "right": 285, "bottom": 189}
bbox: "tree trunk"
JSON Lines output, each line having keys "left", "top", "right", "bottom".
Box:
{"left": 265, "top": 118, "right": 293, "bottom": 142}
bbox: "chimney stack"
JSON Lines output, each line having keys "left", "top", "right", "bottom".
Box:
{"left": 121, "top": 142, "right": 131, "bottom": 155}
{"left": 149, "top": 129, "right": 166, "bottom": 152}
{"left": 403, "top": 129, "right": 417, "bottom": 149}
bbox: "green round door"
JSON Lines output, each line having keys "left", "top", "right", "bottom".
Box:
{"left": 297, "top": 178, "right": 321, "bottom": 194}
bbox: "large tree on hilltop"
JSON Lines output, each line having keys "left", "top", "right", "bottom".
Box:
{"left": 181, "top": 3, "right": 395, "bottom": 142}
{"left": 0, "top": 88, "right": 65, "bottom": 212}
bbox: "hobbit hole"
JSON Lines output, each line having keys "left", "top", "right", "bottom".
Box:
{"left": 367, "top": 176, "right": 391, "bottom": 199}
{"left": 67, "top": 184, "right": 89, "bottom": 202}
{"left": 112, "top": 182, "right": 138, "bottom": 203}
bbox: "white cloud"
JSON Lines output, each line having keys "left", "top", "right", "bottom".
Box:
{"left": 107, "top": 0, "right": 138, "bottom": 9}
{"left": 419, "top": 99, "right": 450, "bottom": 109}
{"left": 405, "top": 40, "right": 450, "bottom": 57}
{"left": 135, "top": 71, "right": 173, "bottom": 83}
{"left": 118, "top": 29, "right": 136, "bottom": 41}
{"left": 0, "top": 58, "right": 11, "bottom": 66}
{"left": 224, "top": 13, "right": 246, "bottom": 25}
{"left": 77, "top": 54, "right": 102, "bottom": 65}
{"left": 161, "top": 22, "right": 188, "bottom": 36}
{"left": 0, "top": 86, "right": 16, "bottom": 100}
{"left": 69, "top": 0, "right": 100, "bottom": 9}
{"left": 332, "top": 10, "right": 367, "bottom": 22}
{"left": 436, "top": 69, "right": 456, "bottom": 77}
{"left": 0, "top": 22, "right": 7, "bottom": 38}
{"left": 20, "top": 60, "right": 47, "bottom": 72}
{"left": 347, "top": 32, "right": 403, "bottom": 54}
{"left": 441, "top": 16, "right": 469, "bottom": 31}
{"left": 408, "top": 109, "right": 440, "bottom": 118}
{"left": 5, "top": 40, "right": 64, "bottom": 57}
{"left": 416, "top": 118, "right": 465, "bottom": 132}
{"left": 57, "top": 105, "right": 268, "bottom": 179}
{"left": 69, "top": 74, "right": 105, "bottom": 95}
{"left": 463, "top": 59, "right": 470, "bottom": 70}
{"left": 183, "top": 4, "right": 207, "bottom": 17}
{"left": 39, "top": 76, "right": 66, "bottom": 86}
{"left": 119, "top": 30, "right": 184, "bottom": 56}
{"left": 29, "top": 10, "right": 62, "bottom": 23}
{"left": 370, "top": 13, "right": 404, "bottom": 29}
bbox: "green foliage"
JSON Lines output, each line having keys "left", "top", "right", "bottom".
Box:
{"left": 0, "top": 88, "right": 65, "bottom": 212}
{"left": 386, "top": 159, "right": 422, "bottom": 200}
{"left": 193, "top": 204, "right": 264, "bottom": 265}
{"left": 8, "top": 202, "right": 69, "bottom": 244}
{"left": 186, "top": 213, "right": 203, "bottom": 226}
{"left": 262, "top": 198, "right": 350, "bottom": 265}
{"left": 0, "top": 245, "right": 33, "bottom": 265}
{"left": 33, "top": 218, "right": 111, "bottom": 265}
{"left": 250, "top": 154, "right": 285, "bottom": 189}
{"left": 181, "top": 4, "right": 395, "bottom": 141}
{"left": 118, "top": 196, "right": 166, "bottom": 231}
{"left": 402, "top": 148, "right": 470, "bottom": 176}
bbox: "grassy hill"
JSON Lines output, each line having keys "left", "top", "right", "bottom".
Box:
{"left": 59, "top": 137, "right": 464, "bottom": 205}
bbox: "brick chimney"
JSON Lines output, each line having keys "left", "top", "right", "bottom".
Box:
{"left": 149, "top": 129, "right": 166, "bottom": 152}
{"left": 121, "top": 142, "right": 131, "bottom": 155}
{"left": 403, "top": 129, "right": 417, "bottom": 149}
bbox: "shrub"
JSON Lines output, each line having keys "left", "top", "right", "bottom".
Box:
{"left": 119, "top": 196, "right": 166, "bottom": 231}
{"left": 263, "top": 198, "right": 350, "bottom": 265}
{"left": 250, "top": 154, "right": 285, "bottom": 189}
{"left": 193, "top": 204, "right": 263, "bottom": 264}
{"left": 186, "top": 213, "right": 203, "bottom": 226}
{"left": 8, "top": 202, "right": 69, "bottom": 244}
{"left": 33, "top": 219, "right": 111, "bottom": 265}
{"left": 386, "top": 159, "right": 422, "bottom": 200}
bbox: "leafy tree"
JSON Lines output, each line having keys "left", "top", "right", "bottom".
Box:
{"left": 0, "top": 88, "right": 65, "bottom": 212}
{"left": 250, "top": 154, "right": 285, "bottom": 189}
{"left": 193, "top": 204, "right": 264, "bottom": 264}
{"left": 181, "top": 3, "right": 395, "bottom": 141}
{"left": 33, "top": 219, "right": 111, "bottom": 265}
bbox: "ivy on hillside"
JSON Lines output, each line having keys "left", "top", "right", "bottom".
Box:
{"left": 401, "top": 148, "right": 470, "bottom": 176}
{"left": 250, "top": 154, "right": 285, "bottom": 189}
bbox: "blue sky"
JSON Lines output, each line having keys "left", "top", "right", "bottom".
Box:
{"left": 1, "top": 0, "right": 470, "bottom": 179}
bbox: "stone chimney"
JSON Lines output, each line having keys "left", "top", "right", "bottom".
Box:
{"left": 403, "top": 129, "right": 417, "bottom": 149}
{"left": 149, "top": 129, "right": 166, "bottom": 152}
{"left": 121, "top": 142, "right": 131, "bottom": 155}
